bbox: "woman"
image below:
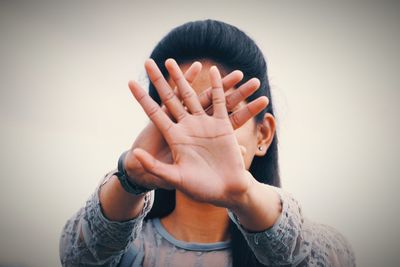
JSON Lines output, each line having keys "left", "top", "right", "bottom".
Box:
{"left": 60, "top": 20, "right": 355, "bottom": 266}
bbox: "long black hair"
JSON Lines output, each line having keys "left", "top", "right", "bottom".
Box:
{"left": 144, "top": 19, "right": 281, "bottom": 267}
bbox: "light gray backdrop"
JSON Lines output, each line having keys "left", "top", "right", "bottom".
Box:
{"left": 0, "top": 1, "right": 399, "bottom": 266}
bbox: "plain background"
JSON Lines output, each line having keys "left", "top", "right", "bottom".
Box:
{"left": 1, "top": 1, "right": 399, "bottom": 266}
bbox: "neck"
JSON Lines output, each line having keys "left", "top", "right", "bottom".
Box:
{"left": 160, "top": 190, "right": 230, "bottom": 243}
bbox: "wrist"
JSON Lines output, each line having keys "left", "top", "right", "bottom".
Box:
{"left": 228, "top": 172, "right": 260, "bottom": 213}
{"left": 229, "top": 176, "right": 282, "bottom": 232}
{"left": 99, "top": 174, "right": 148, "bottom": 221}
{"left": 116, "top": 150, "right": 151, "bottom": 195}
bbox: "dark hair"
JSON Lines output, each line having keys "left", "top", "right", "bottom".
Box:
{"left": 145, "top": 19, "right": 280, "bottom": 267}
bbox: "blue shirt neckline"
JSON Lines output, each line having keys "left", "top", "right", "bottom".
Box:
{"left": 152, "top": 218, "right": 231, "bottom": 251}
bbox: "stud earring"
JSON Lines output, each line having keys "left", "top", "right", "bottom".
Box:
{"left": 258, "top": 146, "right": 263, "bottom": 151}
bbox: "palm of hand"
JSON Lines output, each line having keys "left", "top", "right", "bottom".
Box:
{"left": 166, "top": 114, "right": 248, "bottom": 204}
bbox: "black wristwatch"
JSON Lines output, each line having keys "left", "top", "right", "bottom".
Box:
{"left": 114, "top": 150, "right": 151, "bottom": 195}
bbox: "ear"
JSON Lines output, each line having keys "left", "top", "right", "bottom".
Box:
{"left": 255, "top": 113, "right": 276, "bottom": 157}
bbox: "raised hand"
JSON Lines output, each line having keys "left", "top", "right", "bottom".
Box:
{"left": 129, "top": 59, "right": 268, "bottom": 208}
{"left": 124, "top": 59, "right": 262, "bottom": 191}
{"left": 124, "top": 61, "right": 203, "bottom": 190}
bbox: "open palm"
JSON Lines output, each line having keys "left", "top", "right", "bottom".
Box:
{"left": 159, "top": 113, "right": 246, "bottom": 206}
{"left": 129, "top": 59, "right": 268, "bottom": 208}
{"left": 124, "top": 60, "right": 261, "bottom": 191}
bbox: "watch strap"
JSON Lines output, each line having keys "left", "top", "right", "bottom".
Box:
{"left": 114, "top": 150, "right": 151, "bottom": 195}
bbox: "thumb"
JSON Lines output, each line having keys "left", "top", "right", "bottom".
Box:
{"left": 132, "top": 148, "right": 181, "bottom": 187}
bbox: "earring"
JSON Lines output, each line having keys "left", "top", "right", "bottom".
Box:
{"left": 258, "top": 146, "right": 263, "bottom": 151}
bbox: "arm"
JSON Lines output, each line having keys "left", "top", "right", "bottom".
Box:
{"left": 129, "top": 59, "right": 355, "bottom": 266}
{"left": 59, "top": 171, "right": 154, "bottom": 267}
{"left": 59, "top": 60, "right": 252, "bottom": 266}
{"left": 229, "top": 181, "right": 356, "bottom": 266}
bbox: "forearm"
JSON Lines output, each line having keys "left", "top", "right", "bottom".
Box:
{"left": 60, "top": 171, "right": 154, "bottom": 266}
{"left": 99, "top": 174, "right": 146, "bottom": 221}
{"left": 228, "top": 181, "right": 307, "bottom": 265}
{"left": 228, "top": 179, "right": 355, "bottom": 266}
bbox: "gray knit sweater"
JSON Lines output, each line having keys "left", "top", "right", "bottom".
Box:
{"left": 60, "top": 171, "right": 356, "bottom": 266}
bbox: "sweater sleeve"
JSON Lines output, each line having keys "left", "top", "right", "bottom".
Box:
{"left": 59, "top": 170, "right": 154, "bottom": 267}
{"left": 228, "top": 187, "right": 356, "bottom": 266}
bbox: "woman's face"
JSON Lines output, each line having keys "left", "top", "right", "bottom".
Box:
{"left": 168, "top": 60, "right": 263, "bottom": 170}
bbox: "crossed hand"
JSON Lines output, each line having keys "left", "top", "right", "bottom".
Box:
{"left": 126, "top": 59, "right": 268, "bottom": 208}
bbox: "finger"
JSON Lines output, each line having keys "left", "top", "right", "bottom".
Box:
{"left": 173, "top": 61, "right": 203, "bottom": 100}
{"left": 225, "top": 78, "right": 260, "bottom": 111}
{"left": 165, "top": 58, "right": 205, "bottom": 116}
{"left": 133, "top": 148, "right": 181, "bottom": 187}
{"left": 200, "top": 70, "right": 243, "bottom": 111}
{"left": 128, "top": 80, "right": 174, "bottom": 136}
{"left": 210, "top": 66, "right": 228, "bottom": 119}
{"left": 205, "top": 77, "right": 260, "bottom": 116}
{"left": 184, "top": 61, "right": 202, "bottom": 84}
{"left": 158, "top": 60, "right": 202, "bottom": 109}
{"left": 173, "top": 61, "right": 202, "bottom": 102}
{"left": 128, "top": 155, "right": 174, "bottom": 190}
{"left": 230, "top": 96, "right": 269, "bottom": 130}
{"left": 145, "top": 59, "right": 187, "bottom": 121}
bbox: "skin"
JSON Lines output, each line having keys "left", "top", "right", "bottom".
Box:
{"left": 99, "top": 58, "right": 282, "bottom": 244}
{"left": 99, "top": 60, "right": 256, "bottom": 221}
{"left": 161, "top": 60, "right": 277, "bottom": 242}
